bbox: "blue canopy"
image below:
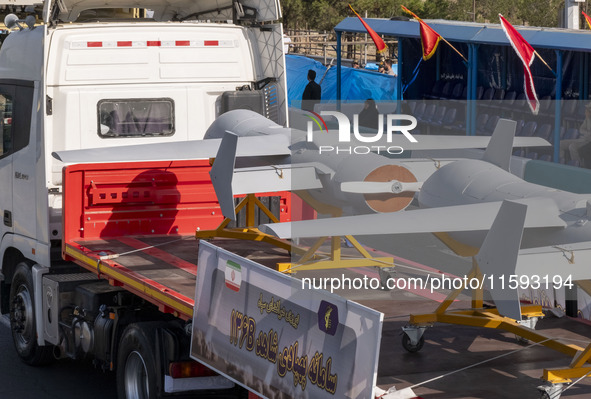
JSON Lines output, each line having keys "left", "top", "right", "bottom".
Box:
{"left": 334, "top": 17, "right": 591, "bottom": 52}
{"left": 285, "top": 54, "right": 397, "bottom": 106}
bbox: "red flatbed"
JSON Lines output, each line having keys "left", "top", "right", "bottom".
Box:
{"left": 61, "top": 160, "right": 291, "bottom": 320}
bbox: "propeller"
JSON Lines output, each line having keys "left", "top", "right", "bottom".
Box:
{"left": 341, "top": 180, "right": 422, "bottom": 194}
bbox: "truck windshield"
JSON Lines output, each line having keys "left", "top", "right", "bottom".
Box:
{"left": 98, "top": 98, "right": 174, "bottom": 138}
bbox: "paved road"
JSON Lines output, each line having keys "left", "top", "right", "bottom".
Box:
{"left": 0, "top": 315, "right": 117, "bottom": 399}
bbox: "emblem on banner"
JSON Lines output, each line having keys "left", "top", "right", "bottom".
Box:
{"left": 224, "top": 260, "right": 242, "bottom": 292}
{"left": 317, "top": 300, "right": 338, "bottom": 336}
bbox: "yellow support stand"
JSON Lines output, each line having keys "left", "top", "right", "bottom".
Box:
{"left": 275, "top": 234, "right": 394, "bottom": 273}
{"left": 195, "top": 193, "right": 296, "bottom": 254}
{"left": 196, "top": 192, "right": 394, "bottom": 274}
{"left": 402, "top": 261, "right": 591, "bottom": 393}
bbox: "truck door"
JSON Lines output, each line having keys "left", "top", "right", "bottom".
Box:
{"left": 10, "top": 82, "right": 36, "bottom": 240}
{"left": 0, "top": 86, "right": 14, "bottom": 237}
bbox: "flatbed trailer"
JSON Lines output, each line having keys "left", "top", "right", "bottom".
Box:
{"left": 61, "top": 160, "right": 292, "bottom": 322}
{"left": 53, "top": 159, "right": 384, "bottom": 399}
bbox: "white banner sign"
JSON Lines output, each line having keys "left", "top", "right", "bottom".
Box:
{"left": 191, "top": 241, "right": 383, "bottom": 399}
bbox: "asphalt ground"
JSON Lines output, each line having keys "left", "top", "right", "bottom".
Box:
{"left": 0, "top": 315, "right": 117, "bottom": 398}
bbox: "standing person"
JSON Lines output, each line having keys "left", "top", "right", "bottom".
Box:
{"left": 358, "top": 99, "right": 380, "bottom": 130}
{"left": 384, "top": 59, "right": 396, "bottom": 76}
{"left": 282, "top": 33, "right": 292, "bottom": 54}
{"left": 302, "top": 69, "right": 322, "bottom": 111}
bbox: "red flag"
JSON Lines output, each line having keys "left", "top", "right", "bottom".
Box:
{"left": 499, "top": 14, "right": 539, "bottom": 115}
{"left": 348, "top": 5, "right": 388, "bottom": 54}
{"left": 583, "top": 11, "right": 591, "bottom": 29}
{"left": 401, "top": 5, "right": 441, "bottom": 61}
{"left": 418, "top": 20, "right": 441, "bottom": 60}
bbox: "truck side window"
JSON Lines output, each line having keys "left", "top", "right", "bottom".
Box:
{"left": 98, "top": 98, "right": 175, "bottom": 138}
{"left": 0, "top": 93, "right": 13, "bottom": 156}
{"left": 0, "top": 82, "right": 33, "bottom": 157}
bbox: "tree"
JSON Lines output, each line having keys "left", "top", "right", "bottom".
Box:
{"left": 282, "top": 0, "right": 566, "bottom": 29}
{"left": 281, "top": 0, "right": 305, "bottom": 30}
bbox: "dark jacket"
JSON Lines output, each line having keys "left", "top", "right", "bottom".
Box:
{"left": 302, "top": 80, "right": 321, "bottom": 111}
{"left": 358, "top": 106, "right": 380, "bottom": 130}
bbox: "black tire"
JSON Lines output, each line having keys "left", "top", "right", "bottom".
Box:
{"left": 402, "top": 333, "right": 425, "bottom": 353}
{"left": 9, "top": 262, "right": 53, "bottom": 365}
{"left": 117, "top": 322, "right": 163, "bottom": 399}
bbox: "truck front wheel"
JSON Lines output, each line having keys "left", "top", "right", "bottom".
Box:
{"left": 117, "top": 323, "right": 162, "bottom": 399}
{"left": 9, "top": 262, "right": 53, "bottom": 365}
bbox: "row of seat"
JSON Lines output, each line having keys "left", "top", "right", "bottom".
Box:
{"left": 424, "top": 80, "right": 465, "bottom": 100}
{"left": 409, "top": 99, "right": 585, "bottom": 139}
{"left": 410, "top": 102, "right": 459, "bottom": 131}
{"left": 512, "top": 149, "right": 583, "bottom": 167}
{"left": 512, "top": 149, "right": 583, "bottom": 166}
{"left": 423, "top": 81, "right": 587, "bottom": 124}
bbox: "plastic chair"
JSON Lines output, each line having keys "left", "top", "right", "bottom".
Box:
{"left": 520, "top": 121, "right": 538, "bottom": 137}
{"left": 481, "top": 88, "right": 495, "bottom": 101}
{"left": 483, "top": 115, "right": 500, "bottom": 133}
{"left": 441, "top": 108, "right": 457, "bottom": 126}
{"left": 428, "top": 80, "right": 446, "bottom": 98}
{"left": 513, "top": 149, "right": 526, "bottom": 157}
{"left": 493, "top": 89, "right": 506, "bottom": 101}
{"left": 562, "top": 100, "right": 577, "bottom": 118}
{"left": 539, "top": 154, "right": 552, "bottom": 162}
{"left": 420, "top": 103, "right": 437, "bottom": 122}
{"left": 451, "top": 82, "right": 464, "bottom": 99}
{"left": 539, "top": 96, "right": 552, "bottom": 115}
{"left": 439, "top": 81, "right": 453, "bottom": 99}
{"left": 514, "top": 120, "right": 525, "bottom": 136}
{"left": 429, "top": 105, "right": 447, "bottom": 124}
{"left": 413, "top": 102, "right": 427, "bottom": 120}
{"left": 503, "top": 91, "right": 517, "bottom": 104}
{"left": 563, "top": 128, "right": 580, "bottom": 140}
{"left": 476, "top": 86, "right": 484, "bottom": 100}
{"left": 535, "top": 124, "right": 552, "bottom": 142}
{"left": 474, "top": 113, "right": 489, "bottom": 134}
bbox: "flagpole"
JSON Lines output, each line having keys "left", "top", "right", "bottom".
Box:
{"left": 533, "top": 50, "right": 556, "bottom": 75}
{"left": 439, "top": 36, "right": 468, "bottom": 62}
{"left": 401, "top": 5, "right": 467, "bottom": 62}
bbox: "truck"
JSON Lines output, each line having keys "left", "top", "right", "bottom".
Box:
{"left": 0, "top": 0, "right": 292, "bottom": 397}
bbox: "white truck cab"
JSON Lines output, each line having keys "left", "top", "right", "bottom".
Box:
{"left": 0, "top": 0, "right": 287, "bottom": 271}
{"left": 0, "top": 1, "right": 287, "bottom": 397}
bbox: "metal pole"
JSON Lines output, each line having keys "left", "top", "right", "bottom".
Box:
{"left": 554, "top": 50, "right": 563, "bottom": 162}
{"left": 397, "top": 38, "right": 403, "bottom": 102}
{"left": 470, "top": 44, "right": 479, "bottom": 136}
{"left": 364, "top": 10, "right": 368, "bottom": 65}
{"left": 436, "top": 43, "right": 441, "bottom": 82}
{"left": 337, "top": 31, "right": 342, "bottom": 109}
{"left": 324, "top": 33, "right": 327, "bottom": 65}
{"left": 579, "top": 53, "right": 584, "bottom": 100}
{"left": 466, "top": 44, "right": 474, "bottom": 135}
{"left": 584, "top": 52, "right": 589, "bottom": 100}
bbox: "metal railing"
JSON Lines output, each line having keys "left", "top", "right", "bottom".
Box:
{"left": 284, "top": 29, "right": 398, "bottom": 66}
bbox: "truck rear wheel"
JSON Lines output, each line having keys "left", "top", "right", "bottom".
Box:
{"left": 117, "top": 322, "right": 163, "bottom": 399}
{"left": 9, "top": 262, "right": 53, "bottom": 365}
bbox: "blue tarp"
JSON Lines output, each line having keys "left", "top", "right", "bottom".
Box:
{"left": 285, "top": 55, "right": 397, "bottom": 106}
